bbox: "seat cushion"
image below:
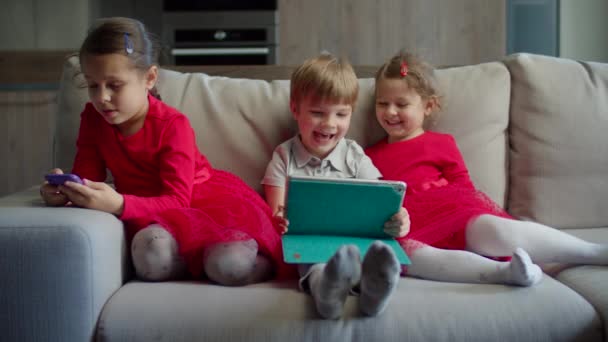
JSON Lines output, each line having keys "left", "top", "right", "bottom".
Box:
{"left": 554, "top": 228, "right": 608, "bottom": 339}
{"left": 96, "top": 276, "right": 601, "bottom": 342}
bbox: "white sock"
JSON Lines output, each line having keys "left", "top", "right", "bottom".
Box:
{"left": 405, "top": 242, "right": 542, "bottom": 286}
{"left": 359, "top": 241, "right": 400, "bottom": 316}
{"left": 309, "top": 245, "right": 361, "bottom": 319}
{"left": 502, "top": 248, "right": 543, "bottom": 286}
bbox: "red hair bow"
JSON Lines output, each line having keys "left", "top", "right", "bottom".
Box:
{"left": 400, "top": 61, "right": 408, "bottom": 77}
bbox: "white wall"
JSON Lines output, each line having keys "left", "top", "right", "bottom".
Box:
{"left": 0, "top": 0, "right": 92, "bottom": 50}
{"left": 560, "top": 0, "right": 608, "bottom": 62}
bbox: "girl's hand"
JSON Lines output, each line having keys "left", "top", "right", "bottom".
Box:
{"left": 59, "top": 179, "right": 125, "bottom": 216}
{"left": 40, "top": 168, "right": 69, "bottom": 207}
{"left": 273, "top": 205, "right": 289, "bottom": 235}
{"left": 384, "top": 207, "right": 410, "bottom": 238}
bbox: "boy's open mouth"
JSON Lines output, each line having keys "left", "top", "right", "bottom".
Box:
{"left": 313, "top": 131, "right": 336, "bottom": 141}
{"left": 385, "top": 119, "right": 403, "bottom": 127}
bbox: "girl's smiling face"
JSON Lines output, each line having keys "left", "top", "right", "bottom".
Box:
{"left": 375, "top": 78, "right": 434, "bottom": 143}
{"left": 81, "top": 53, "right": 157, "bottom": 136}
{"left": 290, "top": 96, "right": 353, "bottom": 159}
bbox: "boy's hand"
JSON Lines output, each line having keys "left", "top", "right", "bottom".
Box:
{"left": 59, "top": 179, "right": 125, "bottom": 216}
{"left": 273, "top": 205, "right": 289, "bottom": 235}
{"left": 384, "top": 207, "right": 410, "bottom": 238}
{"left": 40, "top": 168, "right": 69, "bottom": 207}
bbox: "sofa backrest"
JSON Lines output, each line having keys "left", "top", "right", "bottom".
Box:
{"left": 55, "top": 56, "right": 510, "bottom": 207}
{"left": 505, "top": 53, "right": 608, "bottom": 229}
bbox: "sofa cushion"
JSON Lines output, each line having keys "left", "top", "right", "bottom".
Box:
{"left": 555, "top": 227, "right": 608, "bottom": 339}
{"left": 96, "top": 276, "right": 601, "bottom": 342}
{"left": 55, "top": 57, "right": 510, "bottom": 204}
{"left": 505, "top": 53, "right": 608, "bottom": 228}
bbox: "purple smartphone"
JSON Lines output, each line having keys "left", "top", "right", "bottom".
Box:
{"left": 45, "top": 173, "right": 84, "bottom": 186}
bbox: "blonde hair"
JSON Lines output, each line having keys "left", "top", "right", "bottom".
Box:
{"left": 290, "top": 54, "right": 359, "bottom": 108}
{"left": 375, "top": 51, "right": 442, "bottom": 113}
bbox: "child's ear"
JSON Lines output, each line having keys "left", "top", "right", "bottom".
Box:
{"left": 289, "top": 100, "right": 298, "bottom": 118}
{"left": 424, "top": 96, "right": 438, "bottom": 116}
{"left": 145, "top": 65, "right": 159, "bottom": 90}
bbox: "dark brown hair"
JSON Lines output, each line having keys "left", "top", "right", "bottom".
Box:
{"left": 79, "top": 17, "right": 162, "bottom": 99}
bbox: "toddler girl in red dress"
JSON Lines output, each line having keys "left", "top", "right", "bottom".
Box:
{"left": 366, "top": 52, "right": 608, "bottom": 286}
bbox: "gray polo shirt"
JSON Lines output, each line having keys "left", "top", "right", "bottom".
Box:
{"left": 262, "top": 135, "right": 382, "bottom": 187}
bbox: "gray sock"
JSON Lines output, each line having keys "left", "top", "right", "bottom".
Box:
{"left": 131, "top": 224, "right": 186, "bottom": 281}
{"left": 359, "top": 241, "right": 400, "bottom": 316}
{"left": 309, "top": 245, "right": 361, "bottom": 319}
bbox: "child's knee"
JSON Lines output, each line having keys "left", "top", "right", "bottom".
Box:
{"left": 467, "top": 215, "right": 507, "bottom": 240}
{"left": 203, "top": 240, "right": 259, "bottom": 286}
{"left": 131, "top": 224, "right": 183, "bottom": 281}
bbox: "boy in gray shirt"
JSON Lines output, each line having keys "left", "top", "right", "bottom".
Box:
{"left": 262, "top": 54, "right": 409, "bottom": 319}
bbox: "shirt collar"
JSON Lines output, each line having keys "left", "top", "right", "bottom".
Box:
{"left": 292, "top": 136, "right": 348, "bottom": 172}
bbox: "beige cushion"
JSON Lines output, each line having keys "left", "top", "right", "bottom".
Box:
{"left": 505, "top": 53, "right": 608, "bottom": 228}
{"left": 157, "top": 69, "right": 294, "bottom": 191}
{"left": 97, "top": 277, "right": 601, "bottom": 342}
{"left": 55, "top": 57, "right": 510, "bottom": 204}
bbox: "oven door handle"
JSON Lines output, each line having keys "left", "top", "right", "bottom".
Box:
{"left": 171, "top": 48, "right": 270, "bottom": 56}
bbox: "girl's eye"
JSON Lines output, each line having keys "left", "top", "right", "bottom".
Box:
{"left": 376, "top": 102, "right": 388, "bottom": 106}
{"left": 397, "top": 103, "right": 408, "bottom": 108}
{"left": 337, "top": 112, "right": 349, "bottom": 118}
{"left": 109, "top": 83, "right": 123, "bottom": 90}
{"left": 311, "top": 111, "right": 324, "bottom": 116}
{"left": 87, "top": 84, "right": 98, "bottom": 89}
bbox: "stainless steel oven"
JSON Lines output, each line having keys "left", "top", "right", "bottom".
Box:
{"left": 162, "top": 1, "right": 278, "bottom": 65}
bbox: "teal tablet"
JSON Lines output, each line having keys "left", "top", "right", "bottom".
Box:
{"left": 282, "top": 176, "right": 410, "bottom": 264}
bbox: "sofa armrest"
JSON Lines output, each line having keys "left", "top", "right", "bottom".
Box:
{"left": 0, "top": 187, "right": 127, "bottom": 342}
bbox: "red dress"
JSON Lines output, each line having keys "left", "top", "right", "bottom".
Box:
{"left": 365, "top": 132, "right": 510, "bottom": 252}
{"left": 72, "top": 95, "right": 293, "bottom": 279}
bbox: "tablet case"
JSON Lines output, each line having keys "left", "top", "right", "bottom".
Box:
{"left": 282, "top": 176, "right": 410, "bottom": 264}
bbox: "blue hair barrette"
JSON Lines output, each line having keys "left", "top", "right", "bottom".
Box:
{"left": 124, "top": 33, "right": 134, "bottom": 54}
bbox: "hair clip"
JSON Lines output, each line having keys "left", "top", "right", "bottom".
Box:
{"left": 400, "top": 61, "right": 409, "bottom": 77}
{"left": 124, "top": 33, "right": 134, "bottom": 54}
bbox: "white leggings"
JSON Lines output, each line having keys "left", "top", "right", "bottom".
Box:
{"left": 404, "top": 214, "right": 608, "bottom": 284}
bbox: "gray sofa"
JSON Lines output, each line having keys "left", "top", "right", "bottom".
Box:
{"left": 1, "top": 53, "right": 607, "bottom": 342}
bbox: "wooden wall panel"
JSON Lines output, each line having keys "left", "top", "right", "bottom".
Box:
{"left": 0, "top": 0, "right": 90, "bottom": 50}
{"left": 0, "top": 0, "right": 36, "bottom": 49}
{"left": 0, "top": 91, "right": 56, "bottom": 196}
{"left": 278, "top": 0, "right": 506, "bottom": 66}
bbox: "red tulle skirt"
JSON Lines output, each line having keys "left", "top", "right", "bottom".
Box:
{"left": 398, "top": 185, "right": 511, "bottom": 252}
{"left": 129, "top": 169, "right": 295, "bottom": 280}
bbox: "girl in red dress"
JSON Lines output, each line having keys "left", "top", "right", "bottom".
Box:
{"left": 39, "top": 17, "right": 290, "bottom": 284}
{"left": 365, "top": 52, "right": 608, "bottom": 286}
